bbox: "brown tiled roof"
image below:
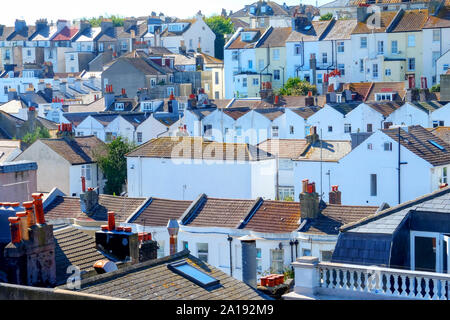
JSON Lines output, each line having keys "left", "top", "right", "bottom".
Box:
{"left": 289, "top": 106, "right": 322, "bottom": 118}
{"left": 365, "top": 101, "right": 402, "bottom": 117}
{"left": 44, "top": 195, "right": 147, "bottom": 222}
{"left": 128, "top": 197, "right": 192, "bottom": 226}
{"left": 257, "top": 27, "right": 292, "bottom": 48}
{"left": 322, "top": 19, "right": 358, "bottom": 40}
{"left": 302, "top": 204, "right": 379, "bottom": 235}
{"left": 52, "top": 27, "right": 79, "bottom": 41}
{"left": 257, "top": 139, "right": 309, "bottom": 159}
{"left": 365, "top": 81, "right": 406, "bottom": 102}
{"left": 126, "top": 137, "right": 274, "bottom": 161}
{"left": 383, "top": 125, "right": 450, "bottom": 166}
{"left": 346, "top": 82, "right": 373, "bottom": 101}
{"left": 54, "top": 226, "right": 105, "bottom": 285}
{"left": 391, "top": 9, "right": 429, "bottom": 32}
{"left": 210, "top": 99, "right": 232, "bottom": 109}
{"left": 352, "top": 11, "right": 397, "bottom": 34}
{"left": 287, "top": 20, "right": 333, "bottom": 42}
{"left": 298, "top": 140, "right": 352, "bottom": 162}
{"left": 221, "top": 107, "right": 251, "bottom": 120}
{"left": 428, "top": 126, "right": 450, "bottom": 145}
{"left": 39, "top": 136, "right": 105, "bottom": 165}
{"left": 254, "top": 108, "right": 284, "bottom": 120}
{"left": 185, "top": 198, "right": 256, "bottom": 228}
{"left": 243, "top": 200, "right": 301, "bottom": 233}
{"left": 424, "top": 6, "right": 450, "bottom": 29}
{"left": 230, "top": 18, "right": 250, "bottom": 29}
{"left": 69, "top": 250, "right": 268, "bottom": 300}
{"left": 227, "top": 29, "right": 264, "bottom": 49}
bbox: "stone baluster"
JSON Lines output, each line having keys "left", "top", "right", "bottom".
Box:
{"left": 342, "top": 270, "right": 348, "bottom": 290}
{"left": 400, "top": 275, "right": 408, "bottom": 297}
{"left": 431, "top": 279, "right": 439, "bottom": 300}
{"left": 349, "top": 271, "right": 355, "bottom": 291}
{"left": 439, "top": 280, "right": 447, "bottom": 300}
{"left": 416, "top": 277, "right": 423, "bottom": 299}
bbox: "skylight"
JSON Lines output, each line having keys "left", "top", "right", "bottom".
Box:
{"left": 428, "top": 140, "right": 445, "bottom": 151}
{"left": 168, "top": 261, "right": 220, "bottom": 288}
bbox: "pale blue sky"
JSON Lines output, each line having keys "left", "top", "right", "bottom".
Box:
{"left": 4, "top": 0, "right": 323, "bottom": 25}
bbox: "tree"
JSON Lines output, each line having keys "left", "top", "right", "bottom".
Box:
{"left": 277, "top": 77, "right": 318, "bottom": 96}
{"left": 81, "top": 14, "right": 124, "bottom": 27}
{"left": 95, "top": 136, "right": 135, "bottom": 195}
{"left": 431, "top": 84, "right": 440, "bottom": 92}
{"left": 204, "top": 15, "right": 234, "bottom": 60}
{"left": 319, "top": 13, "right": 333, "bottom": 21}
{"left": 22, "top": 127, "right": 50, "bottom": 145}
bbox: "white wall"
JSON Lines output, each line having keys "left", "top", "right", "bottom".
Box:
{"left": 307, "top": 105, "right": 349, "bottom": 140}
{"left": 385, "top": 103, "right": 429, "bottom": 128}
{"left": 136, "top": 115, "right": 169, "bottom": 144}
{"left": 346, "top": 103, "right": 384, "bottom": 133}
{"left": 431, "top": 103, "right": 450, "bottom": 127}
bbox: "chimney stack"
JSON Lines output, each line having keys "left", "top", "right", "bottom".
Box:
{"left": 80, "top": 188, "right": 99, "bottom": 215}
{"left": 328, "top": 185, "right": 342, "bottom": 205}
{"left": 8, "top": 217, "right": 21, "bottom": 243}
{"left": 239, "top": 235, "right": 258, "bottom": 289}
{"left": 306, "top": 126, "right": 319, "bottom": 144}
{"left": 104, "top": 84, "right": 115, "bottom": 108}
{"left": 31, "top": 193, "right": 45, "bottom": 225}
{"left": 309, "top": 53, "right": 317, "bottom": 86}
{"left": 22, "top": 201, "right": 36, "bottom": 228}
{"left": 299, "top": 179, "right": 320, "bottom": 220}
{"left": 167, "top": 219, "right": 179, "bottom": 255}
{"left": 305, "top": 90, "right": 314, "bottom": 106}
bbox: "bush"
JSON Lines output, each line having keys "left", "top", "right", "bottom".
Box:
{"left": 22, "top": 126, "right": 50, "bottom": 145}
{"left": 277, "top": 77, "right": 317, "bottom": 96}
{"left": 431, "top": 84, "right": 440, "bottom": 92}
{"left": 319, "top": 13, "right": 333, "bottom": 21}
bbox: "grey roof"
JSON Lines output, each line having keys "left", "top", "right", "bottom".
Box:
{"left": 64, "top": 249, "right": 270, "bottom": 300}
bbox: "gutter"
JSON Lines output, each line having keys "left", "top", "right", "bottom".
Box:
{"left": 178, "top": 193, "right": 207, "bottom": 225}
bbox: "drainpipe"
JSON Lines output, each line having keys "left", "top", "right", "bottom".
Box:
{"left": 295, "top": 38, "right": 305, "bottom": 78}
{"left": 294, "top": 239, "right": 299, "bottom": 259}
{"left": 398, "top": 126, "right": 401, "bottom": 204}
{"left": 227, "top": 235, "right": 233, "bottom": 277}
{"left": 289, "top": 240, "right": 294, "bottom": 263}
{"left": 260, "top": 45, "right": 271, "bottom": 92}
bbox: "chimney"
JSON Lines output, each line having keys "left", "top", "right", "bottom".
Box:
{"left": 74, "top": 78, "right": 82, "bottom": 92}
{"left": 309, "top": 53, "right": 317, "bottom": 86}
{"left": 14, "top": 19, "right": 27, "bottom": 33}
{"left": 16, "top": 212, "right": 29, "bottom": 241}
{"left": 8, "top": 217, "right": 21, "bottom": 243}
{"left": 239, "top": 235, "right": 258, "bottom": 289}
{"left": 167, "top": 219, "right": 179, "bottom": 255}
{"left": 104, "top": 84, "right": 115, "bottom": 108}
{"left": 357, "top": 6, "right": 368, "bottom": 22}
{"left": 31, "top": 193, "right": 45, "bottom": 225}
{"left": 78, "top": 20, "right": 91, "bottom": 33}
{"left": 35, "top": 19, "right": 48, "bottom": 32}
{"left": 306, "top": 126, "right": 319, "bottom": 144}
{"left": 121, "top": 88, "right": 127, "bottom": 97}
{"left": 22, "top": 201, "right": 36, "bottom": 228}
{"left": 56, "top": 123, "right": 74, "bottom": 140}
{"left": 329, "top": 185, "right": 342, "bottom": 205}
{"left": 305, "top": 91, "right": 314, "bottom": 106}
{"left": 7, "top": 88, "right": 18, "bottom": 101}
{"left": 100, "top": 20, "right": 113, "bottom": 33}
{"left": 38, "top": 80, "right": 45, "bottom": 92}
{"left": 187, "top": 93, "right": 197, "bottom": 108}
{"left": 80, "top": 188, "right": 99, "bottom": 215}
{"left": 299, "top": 179, "right": 320, "bottom": 220}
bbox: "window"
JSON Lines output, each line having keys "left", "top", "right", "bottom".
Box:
{"left": 273, "top": 49, "right": 280, "bottom": 61}
{"left": 242, "top": 78, "right": 247, "bottom": 88}
{"left": 4, "top": 49, "right": 10, "bottom": 60}
{"left": 81, "top": 164, "right": 91, "bottom": 181}
{"left": 360, "top": 37, "right": 367, "bottom": 48}
{"left": 157, "top": 241, "right": 165, "bottom": 258}
{"left": 182, "top": 241, "right": 189, "bottom": 250}
{"left": 432, "top": 51, "right": 440, "bottom": 68}
{"left": 373, "top": 64, "right": 378, "bottom": 78}
{"left": 167, "top": 87, "right": 174, "bottom": 95}
{"left": 302, "top": 249, "right": 311, "bottom": 256}
{"left": 442, "top": 167, "right": 448, "bottom": 184}
{"left": 360, "top": 59, "right": 364, "bottom": 73}
{"left": 377, "top": 41, "right": 384, "bottom": 54}
{"left": 367, "top": 123, "right": 373, "bottom": 132}
{"left": 168, "top": 261, "right": 219, "bottom": 288}
{"left": 270, "top": 249, "right": 284, "bottom": 274}
{"left": 150, "top": 78, "right": 156, "bottom": 88}
{"left": 99, "top": 43, "right": 104, "bottom": 52}
{"left": 203, "top": 124, "right": 212, "bottom": 136}
{"left": 321, "top": 250, "right": 333, "bottom": 262}
{"left": 142, "top": 102, "right": 152, "bottom": 111}
{"left": 248, "top": 60, "right": 253, "bottom": 70}
{"left": 338, "top": 64, "right": 345, "bottom": 76}
{"left": 337, "top": 41, "right": 344, "bottom": 53}
{"left": 408, "top": 35, "right": 415, "bottom": 47}
{"left": 256, "top": 248, "right": 262, "bottom": 273}
{"left": 367, "top": 143, "right": 373, "bottom": 150}
{"left": 384, "top": 142, "right": 392, "bottom": 151}
{"left": 271, "top": 126, "right": 279, "bottom": 137}
{"left": 258, "top": 59, "right": 265, "bottom": 71}
{"left": 215, "top": 91, "right": 219, "bottom": 99}
{"left": 376, "top": 93, "right": 394, "bottom": 101}
{"left": 235, "top": 126, "right": 242, "bottom": 136}
{"left": 252, "top": 78, "right": 259, "bottom": 86}
{"left": 408, "top": 58, "right": 415, "bottom": 71}
{"left": 115, "top": 103, "right": 124, "bottom": 111}
{"left": 370, "top": 174, "right": 377, "bottom": 196}
{"left": 328, "top": 126, "right": 333, "bottom": 132}
{"left": 433, "top": 120, "right": 445, "bottom": 128}
{"left": 322, "top": 52, "right": 327, "bottom": 64}
{"left": 197, "top": 243, "right": 208, "bottom": 262}
{"left": 215, "top": 72, "right": 219, "bottom": 85}
{"left": 444, "top": 64, "right": 449, "bottom": 72}
{"left": 278, "top": 186, "right": 294, "bottom": 200}
{"left": 344, "top": 124, "right": 351, "bottom": 133}
{"left": 385, "top": 69, "right": 391, "bottom": 76}
{"left": 317, "top": 73, "right": 323, "bottom": 84}
{"left": 27, "top": 49, "right": 31, "bottom": 56}
{"left": 289, "top": 125, "right": 294, "bottom": 135}
{"left": 232, "top": 51, "right": 238, "bottom": 61}
{"left": 274, "top": 69, "right": 280, "bottom": 81}
{"left": 70, "top": 54, "right": 74, "bottom": 61}
{"left": 294, "top": 44, "right": 302, "bottom": 55}
{"left": 391, "top": 40, "right": 398, "bottom": 54}
{"left": 121, "top": 41, "right": 127, "bottom": 50}
{"left": 137, "top": 132, "right": 142, "bottom": 143}
{"left": 433, "top": 30, "right": 440, "bottom": 42}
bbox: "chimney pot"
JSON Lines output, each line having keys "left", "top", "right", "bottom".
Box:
{"left": 108, "top": 211, "right": 116, "bottom": 231}
{"left": 31, "top": 193, "right": 45, "bottom": 225}
{"left": 16, "top": 212, "right": 29, "bottom": 241}
{"left": 8, "top": 217, "right": 21, "bottom": 243}
{"left": 22, "top": 201, "right": 36, "bottom": 228}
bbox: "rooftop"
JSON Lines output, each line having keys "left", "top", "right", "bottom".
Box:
{"left": 257, "top": 139, "right": 309, "bottom": 159}
{"left": 297, "top": 140, "right": 352, "bottom": 162}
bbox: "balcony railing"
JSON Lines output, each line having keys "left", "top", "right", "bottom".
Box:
{"left": 286, "top": 257, "right": 450, "bottom": 300}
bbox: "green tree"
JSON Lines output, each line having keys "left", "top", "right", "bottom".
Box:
{"left": 430, "top": 84, "right": 440, "bottom": 92}
{"left": 22, "top": 126, "right": 50, "bottom": 145}
{"left": 205, "top": 15, "right": 234, "bottom": 60}
{"left": 81, "top": 14, "right": 124, "bottom": 27}
{"left": 95, "top": 136, "right": 135, "bottom": 195}
{"left": 319, "top": 13, "right": 333, "bottom": 21}
{"left": 277, "top": 77, "right": 317, "bottom": 96}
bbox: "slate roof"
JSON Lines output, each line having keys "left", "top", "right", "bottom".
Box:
{"left": 231, "top": 1, "right": 290, "bottom": 18}
{"left": 44, "top": 194, "right": 148, "bottom": 222}
{"left": 62, "top": 112, "right": 92, "bottom": 126}
{"left": 39, "top": 136, "right": 105, "bottom": 165}
{"left": 328, "top": 103, "right": 359, "bottom": 115}
{"left": 409, "top": 101, "right": 443, "bottom": 113}
{"left": 66, "top": 249, "right": 269, "bottom": 300}
{"left": 383, "top": 125, "right": 450, "bottom": 166}
{"left": 297, "top": 140, "right": 352, "bottom": 162}
{"left": 257, "top": 27, "right": 292, "bottom": 48}
{"left": 286, "top": 20, "right": 333, "bottom": 42}
{"left": 227, "top": 29, "right": 265, "bottom": 49}
{"left": 243, "top": 200, "right": 301, "bottom": 233}
{"left": 54, "top": 226, "right": 105, "bottom": 285}
{"left": 37, "top": 117, "right": 59, "bottom": 130}
{"left": 289, "top": 106, "right": 322, "bottom": 118}
{"left": 120, "top": 57, "right": 162, "bottom": 75}
{"left": 221, "top": 107, "right": 251, "bottom": 120}
{"left": 126, "top": 137, "right": 274, "bottom": 161}
{"left": 127, "top": 197, "right": 192, "bottom": 226}
{"left": 423, "top": 6, "right": 450, "bottom": 29}
{"left": 183, "top": 197, "right": 256, "bottom": 228}
{"left": 365, "top": 101, "right": 402, "bottom": 117}
{"left": 254, "top": 107, "right": 284, "bottom": 120}
{"left": 7, "top": 26, "right": 36, "bottom": 41}
{"left": 257, "top": 139, "right": 309, "bottom": 159}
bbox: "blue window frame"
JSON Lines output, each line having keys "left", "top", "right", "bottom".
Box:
{"left": 168, "top": 261, "right": 220, "bottom": 288}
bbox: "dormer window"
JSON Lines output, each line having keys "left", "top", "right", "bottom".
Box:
{"left": 250, "top": 6, "right": 256, "bottom": 14}
{"left": 261, "top": 6, "right": 267, "bottom": 13}
{"left": 142, "top": 102, "right": 152, "bottom": 111}
{"left": 115, "top": 102, "right": 125, "bottom": 111}
{"left": 375, "top": 92, "right": 395, "bottom": 101}
{"left": 242, "top": 33, "right": 252, "bottom": 41}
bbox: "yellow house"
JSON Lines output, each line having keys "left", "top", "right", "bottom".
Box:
{"left": 384, "top": 9, "right": 428, "bottom": 86}
{"left": 255, "top": 27, "right": 292, "bottom": 92}
{"left": 197, "top": 53, "right": 226, "bottom": 99}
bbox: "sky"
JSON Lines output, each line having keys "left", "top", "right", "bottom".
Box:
{"left": 2, "top": 0, "right": 324, "bottom": 25}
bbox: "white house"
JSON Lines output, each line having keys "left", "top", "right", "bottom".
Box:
{"left": 14, "top": 135, "right": 105, "bottom": 196}
{"left": 335, "top": 125, "right": 450, "bottom": 206}
{"left": 431, "top": 103, "right": 450, "bottom": 127}
{"left": 126, "top": 136, "right": 277, "bottom": 200}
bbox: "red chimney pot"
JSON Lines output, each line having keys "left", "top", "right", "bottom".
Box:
{"left": 31, "top": 193, "right": 45, "bottom": 225}
{"left": 8, "top": 217, "right": 21, "bottom": 243}
{"left": 107, "top": 211, "right": 116, "bottom": 231}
